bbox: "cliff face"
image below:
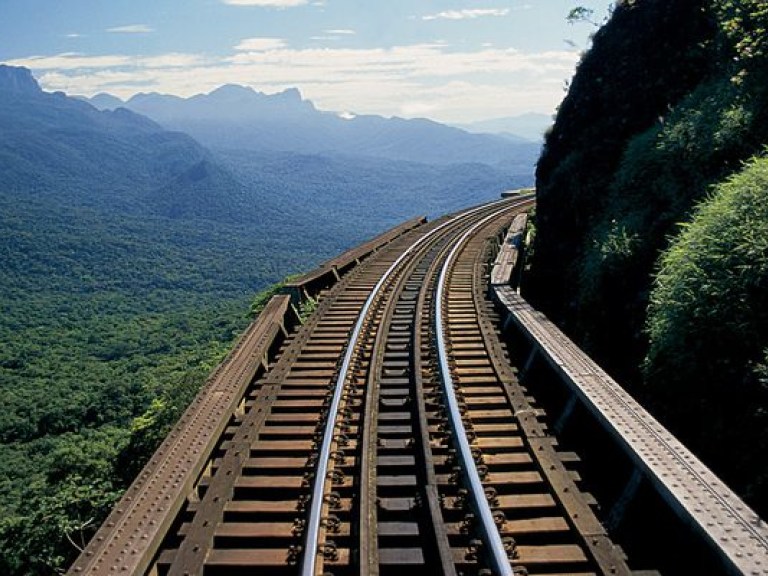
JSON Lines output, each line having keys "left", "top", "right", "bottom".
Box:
{"left": 531, "top": 0, "right": 715, "bottom": 365}
{"left": 530, "top": 0, "right": 768, "bottom": 514}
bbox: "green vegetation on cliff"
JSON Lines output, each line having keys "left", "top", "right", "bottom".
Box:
{"left": 531, "top": 0, "right": 768, "bottom": 514}
{"left": 646, "top": 158, "right": 768, "bottom": 504}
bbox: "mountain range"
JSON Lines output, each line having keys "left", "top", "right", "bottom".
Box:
{"left": 0, "top": 66, "right": 259, "bottom": 222}
{"left": 1, "top": 64, "right": 536, "bottom": 282}
{"left": 456, "top": 112, "right": 553, "bottom": 142}
{"left": 84, "top": 84, "right": 540, "bottom": 171}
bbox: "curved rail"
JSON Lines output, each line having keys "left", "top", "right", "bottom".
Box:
{"left": 435, "top": 211, "right": 518, "bottom": 576}
{"left": 300, "top": 198, "right": 518, "bottom": 576}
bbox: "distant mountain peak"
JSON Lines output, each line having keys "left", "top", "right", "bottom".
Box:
{"left": 274, "top": 87, "right": 302, "bottom": 102}
{"left": 207, "top": 84, "right": 304, "bottom": 104}
{"left": 208, "top": 84, "right": 257, "bottom": 99}
{"left": 0, "top": 65, "right": 41, "bottom": 95}
{"left": 87, "top": 92, "right": 126, "bottom": 110}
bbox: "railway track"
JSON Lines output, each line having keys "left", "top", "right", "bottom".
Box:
{"left": 69, "top": 196, "right": 643, "bottom": 575}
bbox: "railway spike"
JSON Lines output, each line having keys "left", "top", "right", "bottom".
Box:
{"left": 503, "top": 536, "right": 519, "bottom": 559}
{"left": 330, "top": 449, "right": 346, "bottom": 464}
{"left": 328, "top": 469, "right": 345, "bottom": 485}
{"left": 322, "top": 541, "right": 339, "bottom": 561}
{"left": 484, "top": 486, "right": 499, "bottom": 507}
{"left": 287, "top": 544, "right": 303, "bottom": 564}
{"left": 461, "top": 513, "right": 476, "bottom": 534}
{"left": 321, "top": 515, "right": 341, "bottom": 534}
{"left": 324, "top": 491, "right": 342, "bottom": 510}
{"left": 467, "top": 538, "right": 483, "bottom": 560}
{"left": 334, "top": 433, "right": 349, "bottom": 447}
{"left": 292, "top": 518, "right": 306, "bottom": 537}
{"left": 455, "top": 488, "right": 468, "bottom": 509}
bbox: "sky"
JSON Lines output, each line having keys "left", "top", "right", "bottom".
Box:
{"left": 1, "top": 0, "right": 615, "bottom": 124}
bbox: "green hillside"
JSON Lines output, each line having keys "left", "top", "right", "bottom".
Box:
{"left": 530, "top": 0, "right": 768, "bottom": 514}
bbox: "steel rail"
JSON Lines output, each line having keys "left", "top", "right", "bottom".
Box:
{"left": 435, "top": 210, "right": 523, "bottom": 576}
{"left": 300, "top": 198, "right": 518, "bottom": 576}
{"left": 358, "top": 232, "right": 443, "bottom": 573}
{"left": 411, "top": 241, "right": 459, "bottom": 575}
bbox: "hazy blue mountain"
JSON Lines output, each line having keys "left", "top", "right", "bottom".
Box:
{"left": 215, "top": 148, "right": 529, "bottom": 225}
{"left": 456, "top": 113, "right": 553, "bottom": 142}
{"left": 86, "top": 92, "right": 126, "bottom": 110}
{"left": 0, "top": 66, "right": 528, "bottom": 323}
{"left": 0, "top": 65, "right": 260, "bottom": 223}
{"left": 0, "top": 65, "right": 39, "bottom": 94}
{"left": 126, "top": 85, "right": 317, "bottom": 122}
{"left": 3, "top": 65, "right": 529, "bottom": 272}
{"left": 87, "top": 86, "right": 539, "bottom": 169}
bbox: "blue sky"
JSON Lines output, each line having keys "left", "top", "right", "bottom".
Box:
{"left": 1, "top": 1, "right": 614, "bottom": 122}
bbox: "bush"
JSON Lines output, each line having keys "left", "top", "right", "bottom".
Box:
{"left": 644, "top": 155, "right": 768, "bottom": 511}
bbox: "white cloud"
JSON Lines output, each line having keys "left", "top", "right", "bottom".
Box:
{"left": 222, "top": 0, "right": 307, "bottom": 6}
{"left": 6, "top": 52, "right": 204, "bottom": 71}
{"left": 323, "top": 29, "right": 355, "bottom": 35}
{"left": 422, "top": 9, "right": 510, "bottom": 21}
{"left": 17, "top": 43, "right": 580, "bottom": 122}
{"left": 138, "top": 53, "right": 208, "bottom": 68}
{"left": 234, "top": 38, "right": 287, "bottom": 51}
{"left": 7, "top": 53, "right": 132, "bottom": 70}
{"left": 65, "top": 33, "right": 82, "bottom": 39}
{"left": 107, "top": 24, "right": 154, "bottom": 34}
